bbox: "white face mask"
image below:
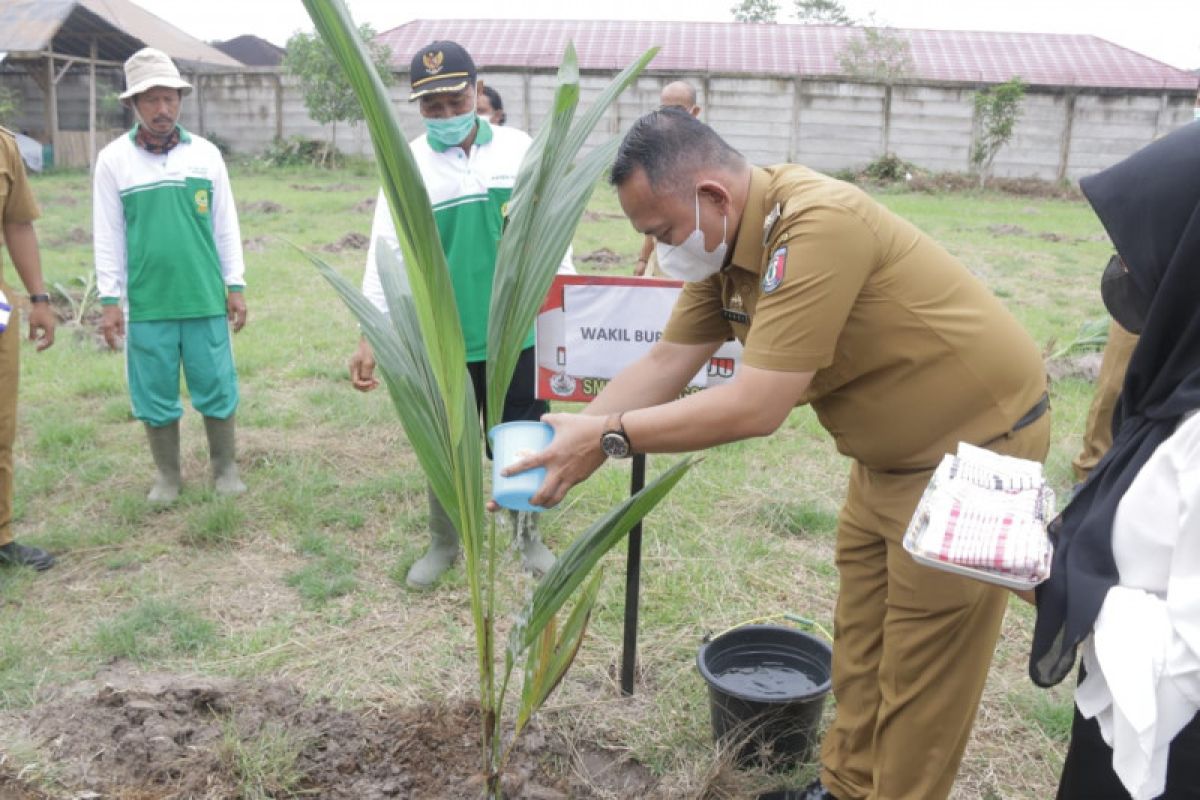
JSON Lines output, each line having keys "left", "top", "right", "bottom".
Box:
{"left": 655, "top": 191, "right": 728, "bottom": 282}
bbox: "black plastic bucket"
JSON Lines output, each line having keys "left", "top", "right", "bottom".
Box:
{"left": 696, "top": 624, "right": 832, "bottom": 770}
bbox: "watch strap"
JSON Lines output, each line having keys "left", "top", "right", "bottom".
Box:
{"left": 29, "top": 293, "right": 51, "bottom": 304}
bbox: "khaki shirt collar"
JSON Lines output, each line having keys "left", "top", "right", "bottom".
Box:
{"left": 729, "top": 166, "right": 772, "bottom": 276}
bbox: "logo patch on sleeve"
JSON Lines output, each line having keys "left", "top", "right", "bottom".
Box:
{"left": 762, "top": 246, "right": 786, "bottom": 294}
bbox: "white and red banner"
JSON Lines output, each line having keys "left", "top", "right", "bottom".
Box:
{"left": 535, "top": 274, "right": 742, "bottom": 403}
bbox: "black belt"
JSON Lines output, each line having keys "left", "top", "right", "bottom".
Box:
{"left": 881, "top": 392, "right": 1050, "bottom": 475}
{"left": 1011, "top": 392, "right": 1050, "bottom": 432}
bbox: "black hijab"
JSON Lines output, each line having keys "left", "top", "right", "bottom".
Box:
{"left": 1030, "top": 121, "right": 1200, "bottom": 687}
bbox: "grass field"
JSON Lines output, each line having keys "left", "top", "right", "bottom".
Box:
{"left": 0, "top": 160, "right": 1111, "bottom": 798}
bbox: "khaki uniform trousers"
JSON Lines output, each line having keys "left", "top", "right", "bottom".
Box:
{"left": 820, "top": 412, "right": 1051, "bottom": 800}
{"left": 0, "top": 293, "right": 18, "bottom": 548}
{"left": 1071, "top": 320, "right": 1139, "bottom": 482}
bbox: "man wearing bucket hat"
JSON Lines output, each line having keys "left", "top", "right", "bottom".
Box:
{"left": 93, "top": 47, "right": 248, "bottom": 503}
{"left": 0, "top": 125, "right": 56, "bottom": 571}
{"left": 348, "top": 40, "right": 573, "bottom": 588}
{"left": 505, "top": 108, "right": 1050, "bottom": 800}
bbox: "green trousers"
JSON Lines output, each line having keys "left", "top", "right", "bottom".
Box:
{"left": 127, "top": 315, "right": 238, "bottom": 427}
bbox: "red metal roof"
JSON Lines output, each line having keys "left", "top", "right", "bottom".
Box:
{"left": 377, "top": 20, "right": 1198, "bottom": 91}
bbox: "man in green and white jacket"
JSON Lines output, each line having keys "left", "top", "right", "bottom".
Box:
{"left": 349, "top": 40, "right": 572, "bottom": 588}
{"left": 94, "top": 48, "right": 247, "bottom": 503}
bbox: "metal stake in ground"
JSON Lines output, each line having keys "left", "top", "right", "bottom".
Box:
{"left": 621, "top": 452, "right": 647, "bottom": 696}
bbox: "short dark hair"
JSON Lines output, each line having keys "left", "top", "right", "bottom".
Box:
{"left": 480, "top": 85, "right": 506, "bottom": 124}
{"left": 609, "top": 107, "right": 744, "bottom": 193}
{"left": 481, "top": 85, "right": 503, "bottom": 111}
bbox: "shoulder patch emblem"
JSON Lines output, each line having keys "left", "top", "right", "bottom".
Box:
{"left": 422, "top": 51, "right": 444, "bottom": 75}
{"left": 762, "top": 246, "right": 786, "bottom": 294}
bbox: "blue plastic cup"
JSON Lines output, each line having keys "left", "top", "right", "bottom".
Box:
{"left": 488, "top": 421, "right": 554, "bottom": 512}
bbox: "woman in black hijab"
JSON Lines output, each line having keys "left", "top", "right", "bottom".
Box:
{"left": 1030, "top": 121, "right": 1200, "bottom": 798}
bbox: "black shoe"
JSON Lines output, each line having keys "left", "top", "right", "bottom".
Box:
{"left": 757, "top": 779, "right": 838, "bottom": 800}
{"left": 0, "top": 541, "right": 56, "bottom": 571}
{"left": 798, "top": 779, "right": 837, "bottom": 800}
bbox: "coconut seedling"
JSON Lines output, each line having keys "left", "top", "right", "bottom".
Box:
{"left": 299, "top": 2, "right": 690, "bottom": 796}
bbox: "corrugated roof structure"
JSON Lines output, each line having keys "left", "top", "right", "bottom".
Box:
{"left": 0, "top": 0, "right": 142, "bottom": 63}
{"left": 0, "top": 0, "right": 240, "bottom": 68}
{"left": 378, "top": 19, "right": 1198, "bottom": 92}
{"left": 80, "top": 0, "right": 241, "bottom": 68}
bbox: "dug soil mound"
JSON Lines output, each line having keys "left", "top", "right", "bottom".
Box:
{"left": 2, "top": 665, "right": 656, "bottom": 799}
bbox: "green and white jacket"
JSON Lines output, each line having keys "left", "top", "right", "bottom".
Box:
{"left": 93, "top": 125, "right": 245, "bottom": 322}
{"left": 364, "top": 118, "right": 572, "bottom": 363}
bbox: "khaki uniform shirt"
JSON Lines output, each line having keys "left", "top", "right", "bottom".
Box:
{"left": 663, "top": 165, "right": 1046, "bottom": 471}
{"left": 0, "top": 127, "right": 41, "bottom": 276}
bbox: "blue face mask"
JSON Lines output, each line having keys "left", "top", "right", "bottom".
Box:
{"left": 424, "top": 110, "right": 477, "bottom": 148}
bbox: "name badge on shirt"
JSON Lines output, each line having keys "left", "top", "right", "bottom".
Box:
{"left": 721, "top": 292, "right": 750, "bottom": 325}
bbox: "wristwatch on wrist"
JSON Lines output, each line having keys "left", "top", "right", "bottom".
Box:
{"left": 600, "top": 413, "right": 633, "bottom": 459}
{"left": 29, "top": 293, "right": 51, "bottom": 304}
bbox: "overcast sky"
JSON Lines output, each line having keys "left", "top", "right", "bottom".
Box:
{"left": 135, "top": 0, "right": 1200, "bottom": 71}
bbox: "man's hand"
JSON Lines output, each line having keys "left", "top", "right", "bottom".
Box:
{"left": 100, "top": 305, "right": 125, "bottom": 350}
{"left": 26, "top": 301, "right": 55, "bottom": 351}
{"left": 633, "top": 258, "right": 648, "bottom": 277}
{"left": 502, "top": 412, "right": 608, "bottom": 509}
{"left": 349, "top": 338, "right": 379, "bottom": 392}
{"left": 227, "top": 292, "right": 247, "bottom": 332}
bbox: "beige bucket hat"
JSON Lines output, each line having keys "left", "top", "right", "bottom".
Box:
{"left": 119, "top": 47, "right": 192, "bottom": 100}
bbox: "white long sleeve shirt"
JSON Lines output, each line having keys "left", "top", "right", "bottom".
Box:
{"left": 1077, "top": 410, "right": 1200, "bottom": 800}
{"left": 93, "top": 126, "right": 244, "bottom": 321}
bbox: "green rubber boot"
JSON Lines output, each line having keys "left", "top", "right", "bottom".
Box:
{"left": 144, "top": 421, "right": 182, "bottom": 504}
{"left": 203, "top": 415, "right": 246, "bottom": 496}
{"left": 406, "top": 487, "right": 461, "bottom": 589}
{"left": 511, "top": 510, "right": 555, "bottom": 577}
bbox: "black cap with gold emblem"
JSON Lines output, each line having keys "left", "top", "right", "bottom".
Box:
{"left": 409, "top": 40, "right": 476, "bottom": 101}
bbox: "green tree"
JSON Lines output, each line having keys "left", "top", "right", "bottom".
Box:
{"left": 794, "top": 0, "right": 854, "bottom": 24}
{"left": 0, "top": 84, "right": 22, "bottom": 126}
{"left": 283, "top": 23, "right": 392, "bottom": 163}
{"left": 731, "top": 0, "right": 779, "bottom": 22}
{"left": 838, "top": 24, "right": 915, "bottom": 83}
{"left": 971, "top": 77, "right": 1026, "bottom": 188}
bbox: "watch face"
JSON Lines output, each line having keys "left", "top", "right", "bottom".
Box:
{"left": 601, "top": 432, "right": 630, "bottom": 458}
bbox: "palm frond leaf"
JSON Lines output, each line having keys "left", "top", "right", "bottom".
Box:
{"left": 300, "top": 0, "right": 468, "bottom": 445}
{"left": 509, "top": 457, "right": 694, "bottom": 655}
{"left": 484, "top": 44, "right": 659, "bottom": 430}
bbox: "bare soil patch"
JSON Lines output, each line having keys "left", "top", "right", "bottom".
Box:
{"left": 241, "top": 201, "right": 285, "bottom": 215}
{"left": 578, "top": 248, "right": 623, "bottom": 268}
{"left": 48, "top": 226, "right": 90, "bottom": 246}
{"left": 1045, "top": 352, "right": 1103, "bottom": 382}
{"left": 2, "top": 666, "right": 657, "bottom": 799}
{"left": 242, "top": 235, "right": 272, "bottom": 253}
{"left": 354, "top": 197, "right": 377, "bottom": 214}
{"left": 904, "top": 172, "right": 1083, "bottom": 199}
{"left": 323, "top": 232, "right": 370, "bottom": 253}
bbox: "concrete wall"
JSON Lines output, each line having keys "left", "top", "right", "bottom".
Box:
{"left": 3, "top": 64, "right": 1194, "bottom": 181}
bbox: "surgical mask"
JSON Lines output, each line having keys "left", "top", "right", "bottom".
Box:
{"left": 424, "top": 111, "right": 477, "bottom": 149}
{"left": 655, "top": 192, "right": 728, "bottom": 282}
{"left": 1100, "top": 253, "right": 1152, "bottom": 334}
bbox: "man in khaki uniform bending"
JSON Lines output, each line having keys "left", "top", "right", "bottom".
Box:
{"left": 509, "top": 108, "right": 1050, "bottom": 800}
